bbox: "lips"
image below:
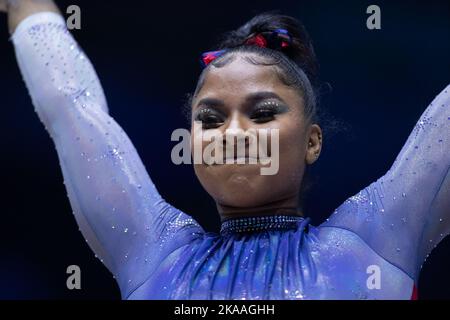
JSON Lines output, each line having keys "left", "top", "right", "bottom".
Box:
{"left": 202, "top": 131, "right": 273, "bottom": 165}
{"left": 223, "top": 155, "right": 259, "bottom": 163}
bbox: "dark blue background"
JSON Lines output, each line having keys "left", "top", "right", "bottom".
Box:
{"left": 0, "top": 0, "right": 449, "bottom": 299}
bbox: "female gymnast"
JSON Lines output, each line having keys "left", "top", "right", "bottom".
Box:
{"left": 1, "top": 0, "right": 449, "bottom": 299}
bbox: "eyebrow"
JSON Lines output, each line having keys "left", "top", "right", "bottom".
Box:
{"left": 195, "top": 91, "right": 287, "bottom": 110}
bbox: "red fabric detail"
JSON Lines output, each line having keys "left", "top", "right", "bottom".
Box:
{"left": 411, "top": 284, "right": 419, "bottom": 300}
{"left": 202, "top": 54, "right": 217, "bottom": 66}
{"left": 245, "top": 34, "right": 267, "bottom": 48}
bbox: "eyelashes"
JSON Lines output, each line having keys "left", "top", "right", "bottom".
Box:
{"left": 250, "top": 101, "right": 282, "bottom": 123}
{"left": 194, "top": 108, "right": 225, "bottom": 129}
{"left": 194, "top": 100, "right": 288, "bottom": 129}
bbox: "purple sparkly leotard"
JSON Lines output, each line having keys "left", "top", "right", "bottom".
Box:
{"left": 11, "top": 12, "right": 450, "bottom": 300}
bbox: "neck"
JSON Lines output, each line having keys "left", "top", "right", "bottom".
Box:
{"left": 217, "top": 194, "right": 303, "bottom": 222}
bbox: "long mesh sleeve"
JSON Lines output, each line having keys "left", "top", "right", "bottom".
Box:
{"left": 321, "top": 84, "right": 450, "bottom": 280}
{"left": 11, "top": 12, "right": 204, "bottom": 298}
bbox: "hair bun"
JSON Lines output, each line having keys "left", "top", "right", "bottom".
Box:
{"left": 216, "top": 12, "right": 319, "bottom": 86}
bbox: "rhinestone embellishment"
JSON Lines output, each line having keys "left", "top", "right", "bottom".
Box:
{"left": 220, "top": 215, "right": 304, "bottom": 236}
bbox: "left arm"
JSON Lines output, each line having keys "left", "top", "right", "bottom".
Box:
{"left": 321, "top": 84, "right": 450, "bottom": 280}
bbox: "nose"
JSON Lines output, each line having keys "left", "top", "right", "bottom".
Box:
{"left": 223, "top": 111, "right": 249, "bottom": 141}
{"left": 222, "top": 111, "right": 252, "bottom": 159}
{"left": 225, "top": 111, "right": 246, "bottom": 132}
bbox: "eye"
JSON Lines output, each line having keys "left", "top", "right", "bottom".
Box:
{"left": 194, "top": 108, "right": 225, "bottom": 129}
{"left": 250, "top": 101, "right": 283, "bottom": 123}
{"left": 251, "top": 109, "right": 276, "bottom": 123}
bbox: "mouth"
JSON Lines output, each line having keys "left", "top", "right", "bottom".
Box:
{"left": 223, "top": 156, "right": 260, "bottom": 164}
{"left": 203, "top": 143, "right": 272, "bottom": 166}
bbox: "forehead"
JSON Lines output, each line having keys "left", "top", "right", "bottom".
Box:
{"left": 195, "top": 54, "right": 299, "bottom": 102}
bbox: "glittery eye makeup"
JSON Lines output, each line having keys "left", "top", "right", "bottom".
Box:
{"left": 193, "top": 107, "right": 226, "bottom": 129}
{"left": 249, "top": 99, "right": 289, "bottom": 123}
{"left": 192, "top": 90, "right": 290, "bottom": 129}
{"left": 193, "top": 98, "right": 289, "bottom": 128}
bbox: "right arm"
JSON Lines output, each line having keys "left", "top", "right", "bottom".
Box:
{"left": 4, "top": 0, "right": 59, "bottom": 33}
{"left": 4, "top": 1, "right": 204, "bottom": 298}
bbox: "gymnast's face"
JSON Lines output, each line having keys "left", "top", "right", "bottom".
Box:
{"left": 190, "top": 53, "right": 322, "bottom": 213}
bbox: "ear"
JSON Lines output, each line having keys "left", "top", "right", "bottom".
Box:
{"left": 305, "top": 124, "right": 322, "bottom": 165}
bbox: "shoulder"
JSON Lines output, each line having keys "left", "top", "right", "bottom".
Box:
{"left": 307, "top": 225, "right": 414, "bottom": 299}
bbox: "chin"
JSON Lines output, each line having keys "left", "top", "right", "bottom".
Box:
{"left": 215, "top": 174, "right": 268, "bottom": 207}
{"left": 223, "top": 165, "right": 266, "bottom": 187}
{"left": 216, "top": 191, "right": 265, "bottom": 208}
{"left": 196, "top": 164, "right": 283, "bottom": 207}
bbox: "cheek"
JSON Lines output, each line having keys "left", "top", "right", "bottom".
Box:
{"left": 279, "top": 121, "right": 305, "bottom": 159}
{"left": 273, "top": 116, "right": 307, "bottom": 183}
{"left": 191, "top": 128, "right": 227, "bottom": 194}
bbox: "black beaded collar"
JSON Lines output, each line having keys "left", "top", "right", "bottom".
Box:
{"left": 220, "top": 215, "right": 305, "bottom": 236}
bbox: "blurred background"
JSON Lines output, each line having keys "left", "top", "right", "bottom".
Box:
{"left": 0, "top": 0, "right": 449, "bottom": 299}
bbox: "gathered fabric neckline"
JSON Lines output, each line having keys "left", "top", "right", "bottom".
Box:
{"left": 220, "top": 214, "right": 307, "bottom": 236}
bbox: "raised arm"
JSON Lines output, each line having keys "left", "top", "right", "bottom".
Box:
{"left": 5, "top": 1, "right": 204, "bottom": 298}
{"left": 321, "top": 84, "right": 450, "bottom": 281}
{"left": 3, "top": 0, "right": 59, "bottom": 32}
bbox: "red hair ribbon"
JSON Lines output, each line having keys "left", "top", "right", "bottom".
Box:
{"left": 200, "top": 28, "right": 292, "bottom": 68}
{"left": 244, "top": 34, "right": 267, "bottom": 47}
{"left": 200, "top": 49, "right": 227, "bottom": 68}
